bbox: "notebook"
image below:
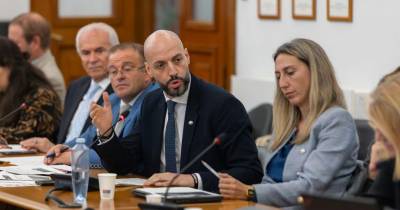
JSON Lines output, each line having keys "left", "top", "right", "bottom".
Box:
{"left": 133, "top": 187, "right": 222, "bottom": 204}
{"left": 300, "top": 193, "right": 382, "bottom": 210}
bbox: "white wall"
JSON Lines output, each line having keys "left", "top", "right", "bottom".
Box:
{"left": 233, "top": 0, "right": 400, "bottom": 119}
{"left": 0, "top": 0, "right": 29, "bottom": 21}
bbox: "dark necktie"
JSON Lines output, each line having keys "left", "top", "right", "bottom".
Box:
{"left": 165, "top": 100, "right": 177, "bottom": 172}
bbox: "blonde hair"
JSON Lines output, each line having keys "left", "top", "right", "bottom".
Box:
{"left": 271, "top": 38, "right": 346, "bottom": 150}
{"left": 369, "top": 74, "right": 400, "bottom": 180}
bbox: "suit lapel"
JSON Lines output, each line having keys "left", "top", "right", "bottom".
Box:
{"left": 67, "top": 78, "right": 90, "bottom": 124}
{"left": 150, "top": 95, "right": 167, "bottom": 172}
{"left": 122, "top": 83, "right": 158, "bottom": 137}
{"left": 180, "top": 76, "right": 200, "bottom": 168}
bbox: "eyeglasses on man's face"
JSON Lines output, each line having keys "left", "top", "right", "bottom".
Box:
{"left": 108, "top": 63, "right": 145, "bottom": 78}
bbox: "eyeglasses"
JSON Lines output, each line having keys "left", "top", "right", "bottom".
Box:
{"left": 108, "top": 63, "right": 145, "bottom": 78}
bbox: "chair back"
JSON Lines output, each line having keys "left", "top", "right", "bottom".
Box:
{"left": 248, "top": 103, "right": 273, "bottom": 139}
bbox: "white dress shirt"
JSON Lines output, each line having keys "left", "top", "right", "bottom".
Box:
{"left": 160, "top": 75, "right": 203, "bottom": 189}
{"left": 65, "top": 78, "right": 110, "bottom": 143}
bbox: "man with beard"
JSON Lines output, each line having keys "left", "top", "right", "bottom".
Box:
{"left": 92, "top": 30, "right": 263, "bottom": 192}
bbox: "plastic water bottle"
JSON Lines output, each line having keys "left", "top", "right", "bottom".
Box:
{"left": 71, "top": 137, "right": 90, "bottom": 204}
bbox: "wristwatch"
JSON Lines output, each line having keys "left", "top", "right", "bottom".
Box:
{"left": 246, "top": 186, "right": 256, "bottom": 201}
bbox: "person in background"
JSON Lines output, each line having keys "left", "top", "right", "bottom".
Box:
{"left": 20, "top": 22, "right": 117, "bottom": 152}
{"left": 368, "top": 66, "right": 400, "bottom": 180}
{"left": 218, "top": 38, "right": 359, "bottom": 208}
{"left": 0, "top": 37, "right": 61, "bottom": 145}
{"left": 92, "top": 30, "right": 263, "bottom": 192}
{"left": 44, "top": 42, "right": 158, "bottom": 168}
{"left": 365, "top": 74, "right": 400, "bottom": 209}
{"left": 8, "top": 12, "right": 66, "bottom": 103}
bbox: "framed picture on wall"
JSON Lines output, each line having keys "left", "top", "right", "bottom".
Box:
{"left": 258, "top": 0, "right": 281, "bottom": 20}
{"left": 327, "top": 0, "right": 353, "bottom": 22}
{"left": 292, "top": 0, "right": 316, "bottom": 20}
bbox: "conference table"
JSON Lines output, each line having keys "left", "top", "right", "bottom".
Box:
{"left": 0, "top": 155, "right": 280, "bottom": 210}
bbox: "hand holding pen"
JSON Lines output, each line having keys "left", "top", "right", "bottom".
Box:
{"left": 44, "top": 144, "right": 70, "bottom": 165}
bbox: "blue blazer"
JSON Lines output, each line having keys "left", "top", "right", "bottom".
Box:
{"left": 66, "top": 83, "right": 158, "bottom": 168}
{"left": 254, "top": 106, "right": 359, "bottom": 208}
{"left": 93, "top": 75, "right": 263, "bottom": 192}
{"left": 56, "top": 76, "right": 113, "bottom": 144}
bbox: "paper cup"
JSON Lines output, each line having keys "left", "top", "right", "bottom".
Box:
{"left": 98, "top": 173, "right": 117, "bottom": 200}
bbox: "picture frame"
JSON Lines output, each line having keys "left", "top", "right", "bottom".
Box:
{"left": 292, "top": 0, "right": 316, "bottom": 20}
{"left": 258, "top": 0, "right": 281, "bottom": 20}
{"left": 327, "top": 0, "right": 353, "bottom": 22}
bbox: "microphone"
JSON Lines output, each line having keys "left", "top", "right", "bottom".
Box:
{"left": 164, "top": 133, "right": 225, "bottom": 196}
{"left": 89, "top": 109, "right": 130, "bottom": 148}
{"left": 139, "top": 133, "right": 226, "bottom": 210}
{"left": 0, "top": 102, "right": 29, "bottom": 123}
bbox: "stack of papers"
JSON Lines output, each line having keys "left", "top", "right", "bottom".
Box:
{"left": 0, "top": 144, "right": 36, "bottom": 155}
{"left": 0, "top": 171, "right": 51, "bottom": 187}
{"left": 116, "top": 178, "right": 146, "bottom": 186}
{"left": 0, "top": 156, "right": 71, "bottom": 187}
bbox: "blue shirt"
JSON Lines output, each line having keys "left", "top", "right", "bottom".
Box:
{"left": 266, "top": 132, "right": 296, "bottom": 182}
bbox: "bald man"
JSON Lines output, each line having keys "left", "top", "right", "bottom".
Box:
{"left": 93, "top": 30, "right": 263, "bottom": 192}
{"left": 8, "top": 12, "right": 66, "bottom": 103}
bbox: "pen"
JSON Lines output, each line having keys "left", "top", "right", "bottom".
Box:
{"left": 201, "top": 160, "right": 220, "bottom": 179}
{"left": 46, "top": 146, "right": 69, "bottom": 159}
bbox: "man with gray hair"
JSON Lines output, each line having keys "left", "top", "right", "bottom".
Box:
{"left": 20, "top": 22, "right": 118, "bottom": 152}
{"left": 8, "top": 12, "right": 66, "bottom": 103}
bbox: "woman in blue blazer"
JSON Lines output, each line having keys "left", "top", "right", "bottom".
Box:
{"left": 218, "top": 38, "right": 359, "bottom": 208}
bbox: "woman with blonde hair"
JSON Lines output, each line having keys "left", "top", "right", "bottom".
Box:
{"left": 366, "top": 74, "right": 400, "bottom": 209}
{"left": 218, "top": 38, "right": 359, "bottom": 208}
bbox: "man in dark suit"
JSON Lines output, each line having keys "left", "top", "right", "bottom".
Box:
{"left": 20, "top": 22, "right": 118, "bottom": 152}
{"left": 92, "top": 30, "right": 262, "bottom": 192}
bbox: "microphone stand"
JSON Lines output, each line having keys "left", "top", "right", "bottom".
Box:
{"left": 139, "top": 134, "right": 225, "bottom": 210}
{"left": 0, "top": 103, "right": 28, "bottom": 123}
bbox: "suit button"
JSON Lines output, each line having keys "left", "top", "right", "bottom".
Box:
{"left": 300, "top": 148, "right": 306, "bottom": 153}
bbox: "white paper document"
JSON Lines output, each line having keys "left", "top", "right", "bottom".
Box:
{"left": 0, "top": 165, "right": 68, "bottom": 175}
{"left": 136, "top": 187, "right": 213, "bottom": 194}
{"left": 0, "top": 155, "right": 45, "bottom": 166}
{"left": 0, "top": 144, "right": 36, "bottom": 155}
{"left": 0, "top": 171, "right": 51, "bottom": 187}
{"left": 115, "top": 178, "right": 146, "bottom": 186}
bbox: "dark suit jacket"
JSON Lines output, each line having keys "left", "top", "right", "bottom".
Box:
{"left": 366, "top": 159, "right": 400, "bottom": 209}
{"left": 94, "top": 75, "right": 263, "bottom": 192}
{"left": 55, "top": 76, "right": 113, "bottom": 144}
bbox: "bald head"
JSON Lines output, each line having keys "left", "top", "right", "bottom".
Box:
{"left": 144, "top": 30, "right": 184, "bottom": 61}
{"left": 143, "top": 30, "right": 190, "bottom": 98}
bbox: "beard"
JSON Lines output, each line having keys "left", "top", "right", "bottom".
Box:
{"left": 160, "top": 72, "right": 190, "bottom": 97}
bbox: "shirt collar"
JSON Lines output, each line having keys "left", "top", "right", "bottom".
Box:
{"left": 121, "top": 91, "right": 142, "bottom": 108}
{"left": 91, "top": 77, "right": 110, "bottom": 90}
{"left": 163, "top": 74, "right": 191, "bottom": 105}
{"left": 31, "top": 49, "right": 51, "bottom": 67}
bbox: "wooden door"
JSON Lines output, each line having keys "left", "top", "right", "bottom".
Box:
{"left": 179, "top": 0, "right": 235, "bottom": 90}
{"left": 30, "top": 0, "right": 154, "bottom": 86}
